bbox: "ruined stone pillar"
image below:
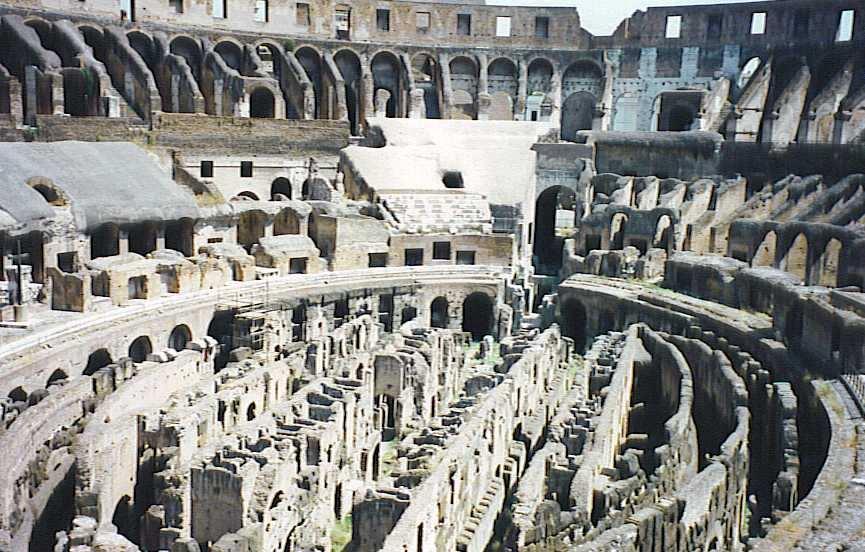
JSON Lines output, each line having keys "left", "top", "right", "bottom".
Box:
{"left": 439, "top": 53, "right": 454, "bottom": 120}
{"left": 50, "top": 71, "right": 64, "bottom": 115}
{"left": 516, "top": 59, "right": 528, "bottom": 121}
{"left": 361, "top": 55, "right": 375, "bottom": 125}
{"left": 7, "top": 76, "right": 23, "bottom": 126}
{"left": 477, "top": 53, "right": 490, "bottom": 120}
{"left": 549, "top": 67, "right": 563, "bottom": 124}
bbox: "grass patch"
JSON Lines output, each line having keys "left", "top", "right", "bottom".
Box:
{"left": 331, "top": 514, "right": 352, "bottom": 552}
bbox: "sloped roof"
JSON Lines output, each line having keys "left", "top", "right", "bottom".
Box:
{"left": 0, "top": 142, "right": 199, "bottom": 232}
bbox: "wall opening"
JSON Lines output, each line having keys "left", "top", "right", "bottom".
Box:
{"left": 128, "top": 336, "right": 153, "bottom": 363}
{"left": 168, "top": 324, "right": 192, "bottom": 351}
{"left": 430, "top": 297, "right": 449, "bottom": 328}
{"left": 462, "top": 292, "right": 494, "bottom": 341}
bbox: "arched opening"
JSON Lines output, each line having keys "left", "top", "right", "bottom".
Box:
{"left": 169, "top": 36, "right": 202, "bottom": 81}
{"left": 737, "top": 57, "right": 762, "bottom": 90}
{"left": 168, "top": 324, "right": 192, "bottom": 351}
{"left": 411, "top": 53, "right": 441, "bottom": 119}
{"left": 752, "top": 230, "right": 777, "bottom": 267}
{"left": 335, "top": 49, "right": 363, "bottom": 133}
{"left": 561, "top": 91, "right": 596, "bottom": 141}
{"left": 295, "top": 46, "right": 322, "bottom": 118}
{"left": 818, "top": 238, "right": 842, "bottom": 287}
{"left": 430, "top": 297, "right": 449, "bottom": 329}
{"left": 533, "top": 186, "right": 575, "bottom": 275}
{"left": 653, "top": 215, "right": 674, "bottom": 251}
{"left": 462, "top": 292, "right": 494, "bottom": 341}
{"left": 560, "top": 297, "right": 587, "bottom": 353}
{"left": 487, "top": 58, "right": 518, "bottom": 120}
{"left": 246, "top": 403, "right": 257, "bottom": 421}
{"left": 128, "top": 31, "right": 157, "bottom": 70}
{"left": 236, "top": 191, "right": 260, "bottom": 201}
{"left": 128, "top": 222, "right": 158, "bottom": 256}
{"left": 47, "top": 368, "right": 68, "bottom": 386}
{"left": 249, "top": 87, "right": 275, "bottom": 118}
{"left": 401, "top": 306, "right": 417, "bottom": 325}
{"left": 8, "top": 386, "right": 27, "bottom": 403}
{"left": 610, "top": 213, "right": 628, "bottom": 250}
{"left": 111, "top": 495, "right": 135, "bottom": 542}
{"left": 237, "top": 209, "right": 268, "bottom": 251}
{"left": 165, "top": 218, "right": 194, "bottom": 257}
{"left": 91, "top": 223, "right": 120, "bottom": 259}
{"left": 29, "top": 180, "right": 64, "bottom": 206}
{"left": 214, "top": 41, "right": 243, "bottom": 73}
{"left": 274, "top": 208, "right": 300, "bottom": 235}
{"left": 449, "top": 56, "right": 478, "bottom": 119}
{"left": 128, "top": 336, "right": 153, "bottom": 363}
{"left": 783, "top": 233, "right": 809, "bottom": 282}
{"left": 271, "top": 177, "right": 292, "bottom": 200}
{"left": 527, "top": 58, "right": 553, "bottom": 95}
{"left": 84, "top": 348, "right": 113, "bottom": 376}
{"left": 208, "top": 310, "right": 235, "bottom": 371}
{"left": 372, "top": 51, "right": 402, "bottom": 118}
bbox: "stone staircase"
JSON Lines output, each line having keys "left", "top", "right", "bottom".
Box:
{"left": 456, "top": 477, "right": 505, "bottom": 552}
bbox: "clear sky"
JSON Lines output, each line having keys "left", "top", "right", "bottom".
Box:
{"left": 488, "top": 0, "right": 760, "bottom": 35}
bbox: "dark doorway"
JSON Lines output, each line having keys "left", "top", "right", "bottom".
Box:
{"left": 462, "top": 292, "right": 494, "bottom": 341}
{"left": 560, "top": 298, "right": 587, "bottom": 353}
{"left": 430, "top": 297, "right": 449, "bottom": 328}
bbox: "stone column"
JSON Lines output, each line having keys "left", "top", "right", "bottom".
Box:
{"left": 439, "top": 53, "right": 453, "bottom": 120}
{"left": 50, "top": 71, "right": 64, "bottom": 115}
{"left": 361, "top": 54, "right": 374, "bottom": 126}
{"left": 549, "top": 66, "right": 562, "bottom": 124}
{"left": 477, "top": 53, "right": 490, "bottom": 120}
{"left": 516, "top": 59, "right": 528, "bottom": 121}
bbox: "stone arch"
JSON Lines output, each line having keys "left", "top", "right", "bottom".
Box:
{"left": 168, "top": 324, "right": 192, "bottom": 351}
{"left": 214, "top": 40, "right": 244, "bottom": 73}
{"left": 782, "top": 233, "right": 809, "bottom": 281}
{"left": 611, "top": 212, "right": 628, "bottom": 249}
{"left": 295, "top": 46, "right": 322, "bottom": 118}
{"left": 249, "top": 86, "right": 275, "bottom": 118}
{"left": 91, "top": 223, "right": 120, "bottom": 259}
{"left": 527, "top": 57, "right": 554, "bottom": 94}
{"left": 127, "top": 31, "right": 157, "bottom": 69}
{"left": 271, "top": 177, "right": 293, "bottom": 200}
{"left": 563, "top": 60, "right": 604, "bottom": 101}
{"left": 274, "top": 208, "right": 301, "bottom": 235}
{"left": 533, "top": 185, "right": 575, "bottom": 275}
{"left": 24, "top": 18, "right": 52, "bottom": 49}
{"left": 47, "top": 368, "right": 68, "bottom": 386}
{"left": 401, "top": 305, "right": 417, "bottom": 324}
{"left": 487, "top": 57, "right": 518, "bottom": 119}
{"left": 561, "top": 91, "right": 596, "bottom": 141}
{"left": 449, "top": 56, "right": 478, "bottom": 119}
{"left": 752, "top": 230, "right": 777, "bottom": 267}
{"left": 208, "top": 310, "right": 235, "bottom": 371}
{"left": 818, "top": 238, "right": 843, "bottom": 287}
{"left": 462, "top": 292, "right": 494, "bottom": 341}
{"left": 371, "top": 50, "right": 402, "bottom": 118}
{"left": 334, "top": 48, "right": 363, "bottom": 133}
{"left": 430, "top": 297, "right": 449, "bottom": 329}
{"left": 128, "top": 336, "right": 153, "bottom": 363}
{"left": 653, "top": 214, "right": 674, "bottom": 250}
{"left": 236, "top": 191, "right": 260, "bottom": 201}
{"left": 8, "top": 386, "right": 28, "bottom": 403}
{"left": 560, "top": 297, "right": 587, "bottom": 353}
{"left": 28, "top": 177, "right": 67, "bottom": 206}
{"left": 169, "top": 35, "right": 202, "bottom": 80}
{"left": 79, "top": 24, "right": 107, "bottom": 60}
{"left": 246, "top": 402, "right": 257, "bottom": 421}
{"left": 411, "top": 52, "right": 441, "bottom": 119}
{"left": 84, "top": 348, "right": 113, "bottom": 376}
{"left": 253, "top": 41, "right": 280, "bottom": 79}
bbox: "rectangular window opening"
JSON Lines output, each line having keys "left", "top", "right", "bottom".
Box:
{"left": 707, "top": 14, "right": 722, "bottom": 40}
{"left": 254, "top": 0, "right": 268, "bottom": 22}
{"left": 496, "top": 16, "right": 512, "bottom": 37}
{"left": 404, "top": 248, "right": 424, "bottom": 266}
{"left": 296, "top": 3, "right": 310, "bottom": 27}
{"left": 169, "top": 0, "right": 183, "bottom": 14}
{"left": 417, "top": 11, "right": 431, "bottom": 32}
{"left": 368, "top": 253, "right": 387, "bottom": 267}
{"left": 433, "top": 241, "right": 451, "bottom": 260}
{"left": 750, "top": 12, "right": 766, "bottom": 34}
{"left": 535, "top": 16, "right": 549, "bottom": 39}
{"left": 456, "top": 251, "right": 476, "bottom": 265}
{"left": 212, "top": 0, "right": 226, "bottom": 19}
{"left": 289, "top": 258, "right": 307, "bottom": 274}
{"left": 200, "top": 160, "right": 214, "bottom": 178}
{"left": 457, "top": 13, "right": 471, "bottom": 36}
{"left": 240, "top": 161, "right": 253, "bottom": 178}
{"left": 665, "top": 15, "right": 682, "bottom": 39}
{"left": 377, "top": 8, "right": 391, "bottom": 32}
{"left": 837, "top": 10, "right": 855, "bottom": 42}
{"left": 335, "top": 7, "right": 351, "bottom": 39}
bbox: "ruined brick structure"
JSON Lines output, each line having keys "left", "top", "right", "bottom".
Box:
{"left": 1, "top": 1, "right": 865, "bottom": 551}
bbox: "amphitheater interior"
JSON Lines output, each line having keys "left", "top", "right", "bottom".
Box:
{"left": 1, "top": 0, "right": 865, "bottom": 551}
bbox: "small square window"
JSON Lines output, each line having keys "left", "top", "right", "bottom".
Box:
{"left": 58, "top": 251, "right": 78, "bottom": 273}
{"left": 535, "top": 16, "right": 549, "bottom": 39}
{"left": 404, "top": 248, "right": 424, "bottom": 266}
{"left": 376, "top": 8, "right": 390, "bottom": 32}
{"left": 750, "top": 12, "right": 766, "bottom": 34}
{"left": 169, "top": 0, "right": 183, "bottom": 14}
{"left": 200, "top": 160, "right": 213, "bottom": 178}
{"left": 665, "top": 15, "right": 682, "bottom": 39}
{"left": 240, "top": 161, "right": 253, "bottom": 178}
{"left": 254, "top": 0, "right": 268, "bottom": 22}
{"left": 706, "top": 14, "right": 722, "bottom": 40}
{"left": 456, "top": 251, "right": 476, "bottom": 265}
{"left": 837, "top": 10, "right": 855, "bottom": 42}
{"left": 212, "top": 0, "right": 226, "bottom": 19}
{"left": 368, "top": 253, "right": 387, "bottom": 267}
{"left": 296, "top": 3, "right": 310, "bottom": 26}
{"left": 335, "top": 7, "right": 351, "bottom": 39}
{"left": 433, "top": 241, "right": 451, "bottom": 260}
{"left": 457, "top": 13, "right": 471, "bottom": 36}
{"left": 289, "top": 258, "right": 307, "bottom": 274}
{"left": 417, "top": 11, "right": 430, "bottom": 31}
{"left": 496, "top": 16, "right": 512, "bottom": 37}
